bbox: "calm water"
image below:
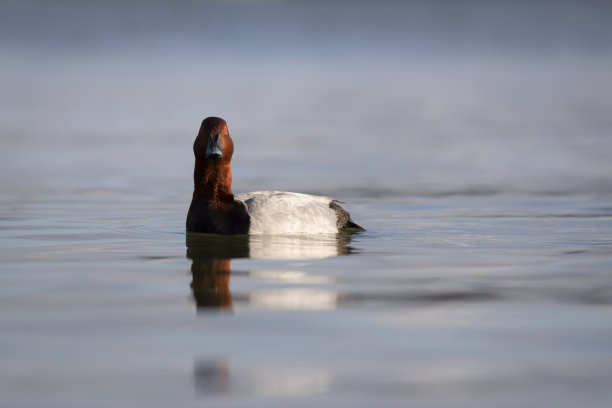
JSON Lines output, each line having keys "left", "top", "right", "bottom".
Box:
{"left": 2, "top": 1, "right": 612, "bottom": 407}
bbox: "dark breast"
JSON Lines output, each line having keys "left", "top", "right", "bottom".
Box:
{"left": 186, "top": 201, "right": 250, "bottom": 234}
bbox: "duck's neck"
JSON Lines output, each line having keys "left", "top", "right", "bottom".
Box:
{"left": 192, "top": 161, "right": 234, "bottom": 207}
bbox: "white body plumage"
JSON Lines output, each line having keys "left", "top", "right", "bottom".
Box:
{"left": 235, "top": 191, "right": 340, "bottom": 235}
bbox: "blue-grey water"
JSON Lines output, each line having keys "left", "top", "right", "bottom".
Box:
{"left": 1, "top": 1, "right": 612, "bottom": 407}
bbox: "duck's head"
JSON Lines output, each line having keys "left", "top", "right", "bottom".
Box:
{"left": 194, "top": 117, "right": 234, "bottom": 165}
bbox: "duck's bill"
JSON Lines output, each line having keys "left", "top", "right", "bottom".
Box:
{"left": 206, "top": 133, "right": 224, "bottom": 159}
{"left": 206, "top": 152, "right": 222, "bottom": 160}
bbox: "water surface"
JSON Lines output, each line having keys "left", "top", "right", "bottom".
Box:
{"left": 1, "top": 1, "right": 612, "bottom": 407}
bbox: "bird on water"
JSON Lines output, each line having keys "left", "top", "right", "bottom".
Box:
{"left": 186, "top": 117, "right": 364, "bottom": 235}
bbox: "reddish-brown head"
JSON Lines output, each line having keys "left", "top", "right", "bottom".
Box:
{"left": 191, "top": 117, "right": 235, "bottom": 204}
{"left": 193, "top": 117, "right": 234, "bottom": 166}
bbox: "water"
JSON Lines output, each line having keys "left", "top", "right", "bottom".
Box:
{"left": 2, "top": 1, "right": 612, "bottom": 407}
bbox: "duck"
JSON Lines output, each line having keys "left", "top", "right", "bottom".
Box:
{"left": 186, "top": 117, "right": 364, "bottom": 234}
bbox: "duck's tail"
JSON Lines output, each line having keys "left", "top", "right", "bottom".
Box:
{"left": 329, "top": 201, "right": 365, "bottom": 232}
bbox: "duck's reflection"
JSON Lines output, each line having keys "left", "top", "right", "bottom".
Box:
{"left": 194, "top": 359, "right": 331, "bottom": 396}
{"left": 187, "top": 234, "right": 249, "bottom": 311}
{"left": 186, "top": 233, "right": 356, "bottom": 312}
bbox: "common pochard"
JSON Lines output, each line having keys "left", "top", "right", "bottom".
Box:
{"left": 186, "top": 117, "right": 363, "bottom": 234}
